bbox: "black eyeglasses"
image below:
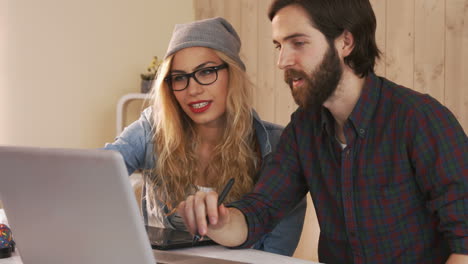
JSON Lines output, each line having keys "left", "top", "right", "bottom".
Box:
{"left": 164, "top": 63, "right": 228, "bottom": 91}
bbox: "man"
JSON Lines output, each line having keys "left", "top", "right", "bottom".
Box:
{"left": 178, "top": 0, "right": 468, "bottom": 263}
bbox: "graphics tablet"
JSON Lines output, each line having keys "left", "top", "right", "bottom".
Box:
{"left": 146, "top": 226, "right": 217, "bottom": 250}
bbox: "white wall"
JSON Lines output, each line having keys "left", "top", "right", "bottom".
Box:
{"left": 0, "top": 0, "right": 194, "bottom": 148}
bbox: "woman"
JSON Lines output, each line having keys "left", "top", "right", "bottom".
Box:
{"left": 104, "top": 17, "right": 306, "bottom": 256}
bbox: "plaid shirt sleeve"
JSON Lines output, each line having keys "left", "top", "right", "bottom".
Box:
{"left": 229, "top": 112, "right": 309, "bottom": 248}
{"left": 407, "top": 96, "right": 468, "bottom": 254}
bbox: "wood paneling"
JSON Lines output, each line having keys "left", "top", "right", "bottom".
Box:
{"left": 255, "top": 0, "right": 277, "bottom": 122}
{"left": 193, "top": 0, "right": 216, "bottom": 19}
{"left": 240, "top": 0, "right": 259, "bottom": 106}
{"left": 224, "top": 0, "right": 241, "bottom": 33}
{"left": 445, "top": 0, "right": 468, "bottom": 132}
{"left": 370, "top": 0, "right": 387, "bottom": 76}
{"left": 414, "top": 0, "right": 445, "bottom": 100}
{"left": 193, "top": 0, "right": 468, "bottom": 261}
{"left": 386, "top": 0, "right": 415, "bottom": 89}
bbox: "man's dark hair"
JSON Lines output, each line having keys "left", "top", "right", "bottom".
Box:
{"left": 268, "top": 0, "right": 381, "bottom": 77}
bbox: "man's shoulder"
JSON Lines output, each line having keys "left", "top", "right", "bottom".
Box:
{"left": 376, "top": 77, "right": 460, "bottom": 133}
{"left": 381, "top": 77, "right": 442, "bottom": 113}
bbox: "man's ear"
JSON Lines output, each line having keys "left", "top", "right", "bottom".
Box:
{"left": 337, "top": 30, "right": 355, "bottom": 57}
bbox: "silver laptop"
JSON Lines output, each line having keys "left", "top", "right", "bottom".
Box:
{"left": 0, "top": 146, "right": 155, "bottom": 264}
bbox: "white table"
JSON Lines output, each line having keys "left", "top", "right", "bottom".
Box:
{"left": 0, "top": 245, "right": 317, "bottom": 264}
{"left": 0, "top": 209, "right": 318, "bottom": 264}
{"left": 164, "top": 245, "right": 318, "bottom": 264}
{"left": 2, "top": 247, "right": 318, "bottom": 264}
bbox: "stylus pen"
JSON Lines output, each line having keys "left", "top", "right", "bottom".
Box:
{"left": 192, "top": 178, "right": 235, "bottom": 244}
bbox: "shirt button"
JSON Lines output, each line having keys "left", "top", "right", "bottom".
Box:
{"left": 359, "top": 128, "right": 365, "bottom": 134}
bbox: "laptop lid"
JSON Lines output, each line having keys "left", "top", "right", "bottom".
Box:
{"left": 0, "top": 146, "right": 155, "bottom": 264}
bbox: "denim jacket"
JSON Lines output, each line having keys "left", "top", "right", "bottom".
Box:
{"left": 104, "top": 107, "right": 306, "bottom": 256}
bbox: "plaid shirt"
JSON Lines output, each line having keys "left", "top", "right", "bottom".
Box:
{"left": 231, "top": 74, "right": 468, "bottom": 263}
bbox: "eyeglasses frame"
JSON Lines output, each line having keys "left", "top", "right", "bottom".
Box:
{"left": 164, "top": 63, "right": 229, "bottom": 91}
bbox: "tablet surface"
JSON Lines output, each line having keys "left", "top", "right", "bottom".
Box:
{"left": 146, "top": 226, "right": 217, "bottom": 250}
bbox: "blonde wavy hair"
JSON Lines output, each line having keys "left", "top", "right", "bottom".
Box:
{"left": 146, "top": 50, "right": 260, "bottom": 214}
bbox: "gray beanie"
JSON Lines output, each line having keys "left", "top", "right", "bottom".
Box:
{"left": 164, "top": 17, "right": 246, "bottom": 71}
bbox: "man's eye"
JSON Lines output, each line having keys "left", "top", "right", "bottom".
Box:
{"left": 294, "top": 41, "right": 305, "bottom": 47}
{"left": 274, "top": 44, "right": 281, "bottom": 50}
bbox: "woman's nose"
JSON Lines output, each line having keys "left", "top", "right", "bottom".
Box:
{"left": 186, "top": 78, "right": 203, "bottom": 96}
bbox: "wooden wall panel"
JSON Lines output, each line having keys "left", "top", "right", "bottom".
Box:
{"left": 293, "top": 194, "right": 320, "bottom": 262}
{"left": 414, "top": 0, "right": 445, "bottom": 101}
{"left": 223, "top": 1, "right": 241, "bottom": 35}
{"left": 193, "top": 0, "right": 216, "bottom": 19}
{"left": 207, "top": 0, "right": 224, "bottom": 17}
{"left": 255, "top": 0, "right": 276, "bottom": 122}
{"left": 445, "top": 0, "right": 468, "bottom": 133}
{"left": 240, "top": 0, "right": 259, "bottom": 107}
{"left": 386, "top": 0, "right": 415, "bottom": 89}
{"left": 369, "top": 0, "right": 387, "bottom": 76}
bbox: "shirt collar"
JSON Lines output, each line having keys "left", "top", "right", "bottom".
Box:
{"left": 320, "top": 108, "right": 334, "bottom": 136}
{"left": 348, "top": 73, "right": 381, "bottom": 138}
{"left": 319, "top": 73, "right": 382, "bottom": 139}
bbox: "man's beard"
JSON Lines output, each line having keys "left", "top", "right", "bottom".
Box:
{"left": 284, "top": 44, "right": 343, "bottom": 110}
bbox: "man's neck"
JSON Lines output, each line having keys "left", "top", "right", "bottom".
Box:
{"left": 323, "top": 70, "right": 366, "bottom": 139}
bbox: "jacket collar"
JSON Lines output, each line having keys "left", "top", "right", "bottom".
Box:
{"left": 252, "top": 110, "right": 272, "bottom": 158}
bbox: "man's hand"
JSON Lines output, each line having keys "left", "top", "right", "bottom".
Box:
{"left": 446, "top": 253, "right": 468, "bottom": 264}
{"left": 177, "top": 191, "right": 248, "bottom": 247}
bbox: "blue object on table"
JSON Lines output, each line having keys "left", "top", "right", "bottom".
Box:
{"left": 0, "top": 224, "right": 15, "bottom": 259}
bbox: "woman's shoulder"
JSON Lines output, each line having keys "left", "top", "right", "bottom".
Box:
{"left": 259, "top": 121, "right": 284, "bottom": 146}
{"left": 259, "top": 119, "right": 284, "bottom": 132}
{"left": 141, "top": 106, "right": 153, "bottom": 122}
{"left": 252, "top": 110, "right": 284, "bottom": 154}
{"left": 252, "top": 110, "right": 284, "bottom": 132}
